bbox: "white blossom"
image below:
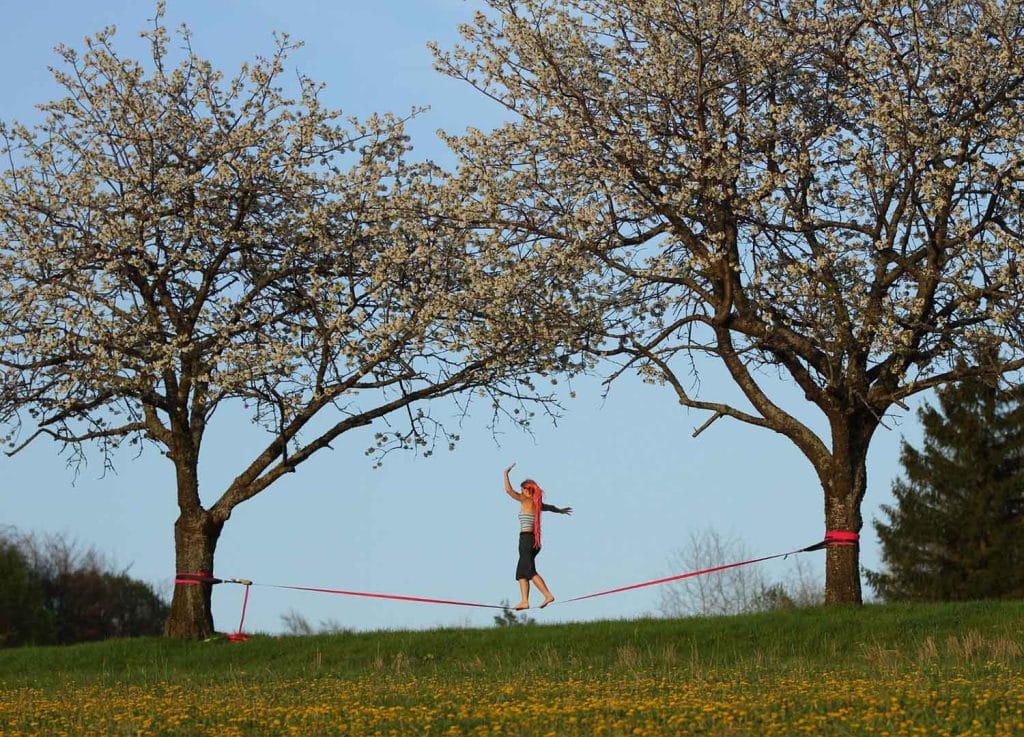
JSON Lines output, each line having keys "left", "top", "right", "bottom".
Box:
{"left": 436, "top": 0, "right": 1024, "bottom": 604}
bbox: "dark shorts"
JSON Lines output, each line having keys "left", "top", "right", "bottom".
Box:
{"left": 516, "top": 531, "right": 541, "bottom": 580}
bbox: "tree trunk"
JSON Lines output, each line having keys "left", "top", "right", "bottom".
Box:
{"left": 165, "top": 509, "right": 224, "bottom": 639}
{"left": 824, "top": 519, "right": 862, "bottom": 604}
{"left": 823, "top": 415, "right": 873, "bottom": 605}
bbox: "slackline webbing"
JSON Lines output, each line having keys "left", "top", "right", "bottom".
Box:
{"left": 558, "top": 530, "right": 859, "bottom": 604}
{"left": 561, "top": 550, "right": 798, "bottom": 604}
{"left": 262, "top": 584, "right": 508, "bottom": 610}
{"left": 175, "top": 531, "right": 858, "bottom": 640}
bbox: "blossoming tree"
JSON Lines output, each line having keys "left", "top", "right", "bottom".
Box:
{"left": 0, "top": 13, "right": 578, "bottom": 638}
{"left": 435, "top": 0, "right": 1024, "bottom": 603}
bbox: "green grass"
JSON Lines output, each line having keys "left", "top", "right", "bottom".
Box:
{"left": 1, "top": 600, "right": 1022, "bottom": 736}
{"left": 3, "top": 599, "right": 1021, "bottom": 684}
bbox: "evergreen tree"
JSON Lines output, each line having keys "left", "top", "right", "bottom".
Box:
{"left": 867, "top": 375, "right": 1024, "bottom": 601}
{"left": 0, "top": 529, "right": 168, "bottom": 646}
{"left": 44, "top": 570, "right": 169, "bottom": 644}
{"left": 0, "top": 539, "right": 54, "bottom": 647}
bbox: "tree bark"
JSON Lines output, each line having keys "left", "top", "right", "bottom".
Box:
{"left": 824, "top": 522, "right": 862, "bottom": 604}
{"left": 822, "top": 414, "right": 874, "bottom": 605}
{"left": 165, "top": 509, "right": 224, "bottom": 639}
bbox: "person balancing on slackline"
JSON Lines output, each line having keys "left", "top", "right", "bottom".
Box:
{"left": 503, "top": 463, "right": 573, "bottom": 610}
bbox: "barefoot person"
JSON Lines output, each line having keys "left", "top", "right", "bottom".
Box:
{"left": 503, "top": 463, "right": 572, "bottom": 610}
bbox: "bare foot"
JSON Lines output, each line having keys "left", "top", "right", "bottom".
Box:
{"left": 540, "top": 596, "right": 555, "bottom": 609}
{"left": 513, "top": 602, "right": 530, "bottom": 611}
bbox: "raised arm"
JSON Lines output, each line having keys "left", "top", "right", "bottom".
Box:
{"left": 542, "top": 503, "right": 573, "bottom": 515}
{"left": 503, "top": 463, "right": 524, "bottom": 501}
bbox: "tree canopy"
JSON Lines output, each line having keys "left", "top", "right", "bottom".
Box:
{"left": 0, "top": 8, "right": 580, "bottom": 638}
{"left": 435, "top": 0, "right": 1024, "bottom": 602}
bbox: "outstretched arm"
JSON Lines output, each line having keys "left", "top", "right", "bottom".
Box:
{"left": 542, "top": 503, "right": 573, "bottom": 515}
{"left": 503, "top": 463, "right": 524, "bottom": 501}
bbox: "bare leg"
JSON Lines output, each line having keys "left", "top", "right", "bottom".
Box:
{"left": 514, "top": 578, "right": 530, "bottom": 610}
{"left": 532, "top": 574, "right": 555, "bottom": 608}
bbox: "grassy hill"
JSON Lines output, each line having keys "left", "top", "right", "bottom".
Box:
{"left": 1, "top": 600, "right": 1022, "bottom": 735}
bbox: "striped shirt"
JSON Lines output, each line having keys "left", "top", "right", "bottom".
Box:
{"left": 518, "top": 512, "right": 535, "bottom": 532}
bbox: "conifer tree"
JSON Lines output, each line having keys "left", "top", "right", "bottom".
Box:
{"left": 867, "top": 376, "right": 1024, "bottom": 601}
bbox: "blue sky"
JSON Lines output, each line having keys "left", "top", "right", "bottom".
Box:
{"left": 0, "top": 1, "right": 921, "bottom": 634}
